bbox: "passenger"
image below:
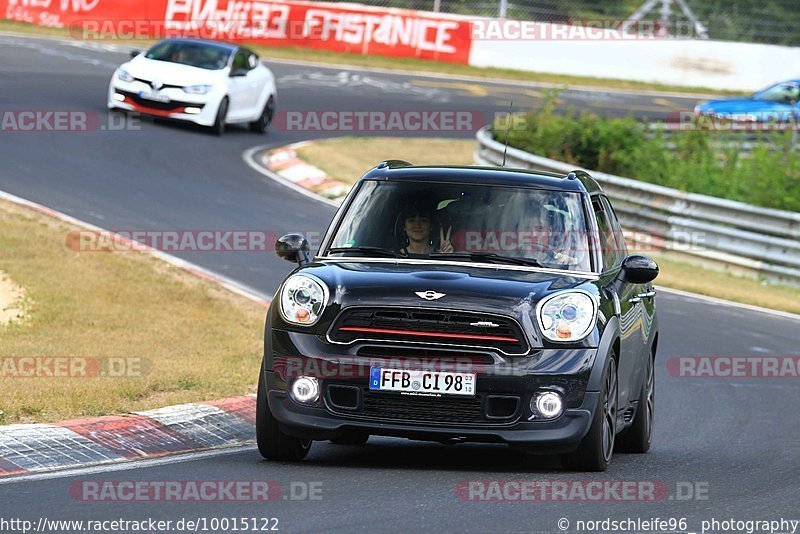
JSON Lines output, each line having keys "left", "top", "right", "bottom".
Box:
{"left": 398, "top": 203, "right": 454, "bottom": 256}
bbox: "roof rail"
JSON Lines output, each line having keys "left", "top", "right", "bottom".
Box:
{"left": 376, "top": 160, "right": 413, "bottom": 169}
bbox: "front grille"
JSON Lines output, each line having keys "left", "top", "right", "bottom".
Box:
{"left": 133, "top": 77, "right": 184, "bottom": 90}
{"left": 118, "top": 90, "right": 202, "bottom": 112}
{"left": 324, "top": 385, "right": 521, "bottom": 425}
{"left": 361, "top": 389, "right": 485, "bottom": 423}
{"left": 329, "top": 307, "right": 528, "bottom": 355}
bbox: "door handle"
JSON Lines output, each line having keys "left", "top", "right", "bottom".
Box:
{"left": 629, "top": 289, "right": 656, "bottom": 303}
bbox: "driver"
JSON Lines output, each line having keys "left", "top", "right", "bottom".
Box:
{"left": 398, "top": 202, "right": 454, "bottom": 256}
{"left": 532, "top": 206, "right": 585, "bottom": 266}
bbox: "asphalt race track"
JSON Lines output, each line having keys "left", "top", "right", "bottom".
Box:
{"left": 1, "top": 34, "right": 799, "bottom": 533}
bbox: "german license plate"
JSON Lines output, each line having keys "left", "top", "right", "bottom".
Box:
{"left": 369, "top": 368, "right": 475, "bottom": 396}
{"left": 138, "top": 90, "right": 170, "bottom": 103}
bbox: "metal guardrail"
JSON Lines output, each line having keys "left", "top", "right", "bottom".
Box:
{"left": 474, "top": 126, "right": 800, "bottom": 285}
{"left": 645, "top": 123, "right": 800, "bottom": 155}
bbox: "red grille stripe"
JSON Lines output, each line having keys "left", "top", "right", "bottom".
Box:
{"left": 338, "top": 326, "right": 518, "bottom": 343}
{"left": 124, "top": 97, "right": 187, "bottom": 117}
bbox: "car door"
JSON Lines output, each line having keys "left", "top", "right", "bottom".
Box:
{"left": 592, "top": 195, "right": 643, "bottom": 410}
{"left": 226, "top": 49, "right": 264, "bottom": 120}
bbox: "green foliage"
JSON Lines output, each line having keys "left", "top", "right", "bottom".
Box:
{"left": 498, "top": 102, "right": 800, "bottom": 212}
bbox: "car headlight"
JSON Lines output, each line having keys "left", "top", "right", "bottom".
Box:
{"left": 184, "top": 85, "right": 213, "bottom": 95}
{"left": 280, "top": 274, "right": 327, "bottom": 326}
{"left": 536, "top": 290, "right": 597, "bottom": 342}
{"left": 117, "top": 69, "right": 134, "bottom": 83}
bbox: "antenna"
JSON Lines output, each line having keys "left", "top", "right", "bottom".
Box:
{"left": 502, "top": 101, "right": 513, "bottom": 167}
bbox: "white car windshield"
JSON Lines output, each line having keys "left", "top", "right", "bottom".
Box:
{"left": 144, "top": 41, "right": 231, "bottom": 70}
{"left": 326, "top": 180, "right": 593, "bottom": 272}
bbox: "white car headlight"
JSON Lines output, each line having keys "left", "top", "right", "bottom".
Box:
{"left": 280, "top": 274, "right": 327, "bottom": 326}
{"left": 184, "top": 85, "right": 213, "bottom": 95}
{"left": 536, "top": 290, "right": 597, "bottom": 342}
{"left": 117, "top": 69, "right": 134, "bottom": 83}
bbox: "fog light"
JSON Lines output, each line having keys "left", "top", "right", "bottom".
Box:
{"left": 184, "top": 107, "right": 202, "bottom": 114}
{"left": 112, "top": 93, "right": 125, "bottom": 102}
{"left": 532, "top": 391, "right": 563, "bottom": 419}
{"left": 290, "top": 376, "right": 319, "bottom": 404}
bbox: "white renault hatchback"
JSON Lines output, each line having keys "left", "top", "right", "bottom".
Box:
{"left": 108, "top": 38, "right": 276, "bottom": 136}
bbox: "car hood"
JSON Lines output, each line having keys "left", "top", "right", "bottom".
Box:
{"left": 123, "top": 57, "right": 227, "bottom": 86}
{"left": 297, "top": 260, "right": 599, "bottom": 327}
{"left": 697, "top": 98, "right": 794, "bottom": 114}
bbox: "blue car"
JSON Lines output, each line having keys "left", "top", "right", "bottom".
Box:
{"left": 694, "top": 80, "right": 800, "bottom": 123}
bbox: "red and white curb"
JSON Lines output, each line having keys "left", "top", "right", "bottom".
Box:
{"left": 0, "top": 189, "right": 268, "bottom": 478}
{"left": 259, "top": 142, "right": 352, "bottom": 203}
{"left": 0, "top": 396, "right": 256, "bottom": 477}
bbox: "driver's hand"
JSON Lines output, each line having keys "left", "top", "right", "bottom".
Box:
{"left": 553, "top": 251, "right": 577, "bottom": 264}
{"left": 438, "top": 226, "right": 454, "bottom": 253}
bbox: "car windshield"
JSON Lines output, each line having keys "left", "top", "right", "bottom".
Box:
{"left": 752, "top": 82, "right": 800, "bottom": 103}
{"left": 326, "top": 180, "right": 592, "bottom": 272}
{"left": 144, "top": 41, "right": 231, "bottom": 70}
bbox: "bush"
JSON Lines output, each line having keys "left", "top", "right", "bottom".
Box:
{"left": 497, "top": 102, "right": 800, "bottom": 212}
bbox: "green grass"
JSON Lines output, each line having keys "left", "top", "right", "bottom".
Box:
{"left": 0, "top": 200, "right": 266, "bottom": 424}
{"left": 295, "top": 137, "right": 475, "bottom": 185}
{"left": 0, "top": 19, "right": 740, "bottom": 96}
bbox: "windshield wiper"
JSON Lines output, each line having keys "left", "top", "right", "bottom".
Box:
{"left": 327, "top": 246, "right": 400, "bottom": 258}
{"left": 429, "top": 252, "right": 542, "bottom": 267}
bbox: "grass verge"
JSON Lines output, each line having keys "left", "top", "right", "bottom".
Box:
{"left": 0, "top": 199, "right": 265, "bottom": 424}
{"left": 295, "top": 137, "right": 475, "bottom": 185}
{"left": 0, "top": 19, "right": 737, "bottom": 96}
{"left": 293, "top": 136, "right": 800, "bottom": 315}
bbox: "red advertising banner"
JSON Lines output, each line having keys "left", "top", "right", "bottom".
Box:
{"left": 2, "top": 0, "right": 473, "bottom": 64}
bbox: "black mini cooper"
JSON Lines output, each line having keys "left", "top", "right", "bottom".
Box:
{"left": 257, "top": 162, "right": 659, "bottom": 471}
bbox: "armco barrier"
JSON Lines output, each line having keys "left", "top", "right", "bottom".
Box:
{"left": 474, "top": 126, "right": 800, "bottom": 285}
{"left": 1, "top": 0, "right": 472, "bottom": 63}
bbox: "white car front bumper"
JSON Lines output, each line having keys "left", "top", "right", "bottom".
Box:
{"left": 107, "top": 80, "right": 223, "bottom": 127}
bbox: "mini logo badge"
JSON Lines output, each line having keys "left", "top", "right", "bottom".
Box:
{"left": 415, "top": 290, "right": 446, "bottom": 301}
{"left": 151, "top": 79, "right": 163, "bottom": 90}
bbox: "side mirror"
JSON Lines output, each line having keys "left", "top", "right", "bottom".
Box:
{"left": 619, "top": 255, "right": 659, "bottom": 284}
{"left": 130, "top": 50, "right": 140, "bottom": 59}
{"left": 230, "top": 68, "right": 248, "bottom": 77}
{"left": 275, "top": 234, "right": 311, "bottom": 266}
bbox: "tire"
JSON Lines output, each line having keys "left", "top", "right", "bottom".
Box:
{"left": 330, "top": 432, "right": 369, "bottom": 446}
{"left": 616, "top": 351, "right": 654, "bottom": 453}
{"left": 562, "top": 356, "right": 618, "bottom": 472}
{"left": 211, "top": 97, "right": 228, "bottom": 137}
{"left": 249, "top": 96, "right": 275, "bottom": 134}
{"left": 256, "top": 371, "right": 311, "bottom": 461}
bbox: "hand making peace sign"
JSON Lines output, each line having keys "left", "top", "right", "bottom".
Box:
{"left": 438, "top": 226, "right": 454, "bottom": 253}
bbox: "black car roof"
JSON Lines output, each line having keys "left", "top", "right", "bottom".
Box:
{"left": 155, "top": 38, "right": 239, "bottom": 53}
{"left": 360, "top": 162, "right": 602, "bottom": 194}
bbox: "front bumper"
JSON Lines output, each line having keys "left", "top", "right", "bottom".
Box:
{"left": 107, "top": 82, "right": 220, "bottom": 127}
{"left": 264, "top": 329, "right": 599, "bottom": 453}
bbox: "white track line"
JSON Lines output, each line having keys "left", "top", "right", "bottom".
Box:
{"left": 0, "top": 445, "right": 255, "bottom": 484}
